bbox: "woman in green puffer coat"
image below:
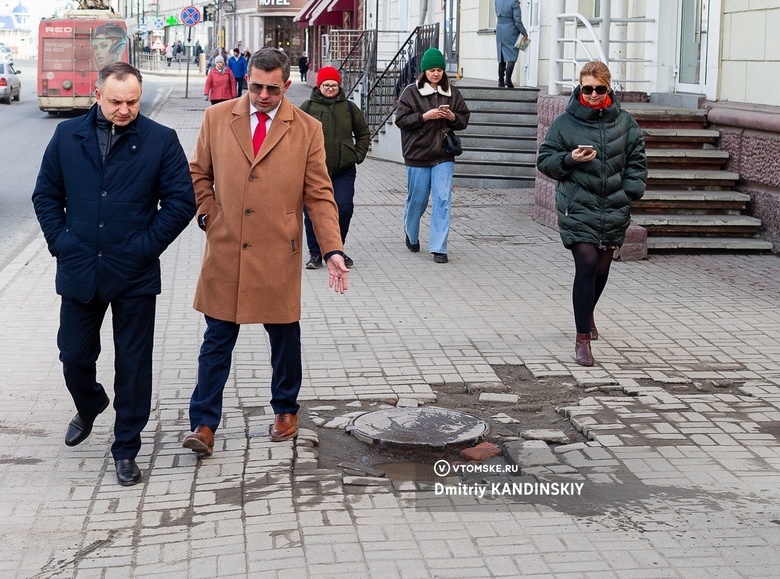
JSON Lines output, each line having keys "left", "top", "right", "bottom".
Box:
{"left": 537, "top": 61, "right": 647, "bottom": 367}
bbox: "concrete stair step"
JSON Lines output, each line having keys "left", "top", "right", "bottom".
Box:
{"left": 646, "top": 148, "right": 729, "bottom": 170}
{"left": 453, "top": 174, "right": 535, "bottom": 189}
{"left": 647, "top": 168, "right": 739, "bottom": 189}
{"left": 454, "top": 161, "right": 535, "bottom": 177}
{"left": 459, "top": 134, "right": 535, "bottom": 150}
{"left": 634, "top": 189, "right": 750, "bottom": 214}
{"left": 643, "top": 128, "right": 720, "bottom": 148}
{"left": 623, "top": 104, "right": 708, "bottom": 129}
{"left": 454, "top": 85, "right": 540, "bottom": 102}
{"left": 468, "top": 111, "right": 538, "bottom": 124}
{"left": 459, "top": 149, "right": 537, "bottom": 163}
{"left": 466, "top": 122, "right": 537, "bottom": 137}
{"left": 634, "top": 213, "right": 763, "bottom": 235}
{"left": 461, "top": 100, "right": 538, "bottom": 113}
{"left": 647, "top": 236, "right": 774, "bottom": 251}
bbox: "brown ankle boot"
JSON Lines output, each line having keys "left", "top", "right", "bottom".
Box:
{"left": 590, "top": 315, "right": 598, "bottom": 340}
{"left": 575, "top": 333, "right": 594, "bottom": 366}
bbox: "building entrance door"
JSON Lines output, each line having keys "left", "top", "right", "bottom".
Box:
{"left": 443, "top": 0, "right": 460, "bottom": 75}
{"left": 675, "top": 0, "right": 709, "bottom": 93}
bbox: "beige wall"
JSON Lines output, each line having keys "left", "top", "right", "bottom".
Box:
{"left": 721, "top": 2, "right": 780, "bottom": 106}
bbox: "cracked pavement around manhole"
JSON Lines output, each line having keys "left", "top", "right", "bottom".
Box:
{"left": 2, "top": 79, "right": 780, "bottom": 577}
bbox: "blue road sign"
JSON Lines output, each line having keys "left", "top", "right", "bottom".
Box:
{"left": 181, "top": 6, "right": 201, "bottom": 27}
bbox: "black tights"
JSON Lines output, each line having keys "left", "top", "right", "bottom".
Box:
{"left": 570, "top": 243, "right": 613, "bottom": 334}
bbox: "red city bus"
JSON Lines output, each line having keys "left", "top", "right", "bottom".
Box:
{"left": 38, "top": 10, "right": 131, "bottom": 113}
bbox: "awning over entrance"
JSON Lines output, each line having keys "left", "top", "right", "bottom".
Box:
{"left": 293, "top": 0, "right": 354, "bottom": 28}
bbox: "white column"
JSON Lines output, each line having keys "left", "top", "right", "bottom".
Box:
{"left": 547, "top": 0, "right": 565, "bottom": 95}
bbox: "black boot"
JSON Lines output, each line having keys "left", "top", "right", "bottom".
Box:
{"left": 505, "top": 61, "right": 516, "bottom": 88}
{"left": 498, "top": 62, "right": 506, "bottom": 88}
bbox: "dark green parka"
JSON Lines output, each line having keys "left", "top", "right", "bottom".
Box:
{"left": 299, "top": 88, "right": 371, "bottom": 177}
{"left": 537, "top": 87, "right": 647, "bottom": 249}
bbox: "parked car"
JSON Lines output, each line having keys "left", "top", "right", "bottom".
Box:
{"left": 0, "top": 45, "right": 13, "bottom": 65}
{"left": 0, "top": 61, "right": 21, "bottom": 104}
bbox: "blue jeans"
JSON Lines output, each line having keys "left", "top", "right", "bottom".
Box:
{"left": 403, "top": 163, "right": 454, "bottom": 254}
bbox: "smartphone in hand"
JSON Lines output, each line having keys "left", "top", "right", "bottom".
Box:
{"left": 439, "top": 104, "right": 450, "bottom": 109}
{"left": 577, "top": 145, "right": 594, "bottom": 150}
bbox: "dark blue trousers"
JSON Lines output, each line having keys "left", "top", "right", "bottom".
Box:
{"left": 304, "top": 166, "right": 356, "bottom": 256}
{"left": 189, "top": 316, "right": 302, "bottom": 432}
{"left": 58, "top": 294, "right": 156, "bottom": 461}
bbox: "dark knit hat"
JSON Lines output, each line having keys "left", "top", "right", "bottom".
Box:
{"left": 419, "top": 47, "right": 446, "bottom": 72}
{"left": 316, "top": 66, "right": 341, "bottom": 86}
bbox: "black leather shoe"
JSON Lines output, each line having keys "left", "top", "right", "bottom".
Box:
{"left": 343, "top": 254, "right": 354, "bottom": 268}
{"left": 115, "top": 458, "right": 143, "bottom": 486}
{"left": 433, "top": 253, "right": 448, "bottom": 264}
{"left": 405, "top": 234, "right": 420, "bottom": 253}
{"left": 65, "top": 395, "right": 110, "bottom": 447}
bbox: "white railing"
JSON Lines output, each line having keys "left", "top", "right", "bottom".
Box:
{"left": 549, "top": 3, "right": 654, "bottom": 95}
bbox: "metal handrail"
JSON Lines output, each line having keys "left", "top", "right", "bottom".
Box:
{"left": 330, "top": 24, "right": 439, "bottom": 140}
{"left": 363, "top": 23, "right": 439, "bottom": 140}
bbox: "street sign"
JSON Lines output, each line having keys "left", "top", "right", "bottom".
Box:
{"left": 181, "top": 6, "right": 201, "bottom": 27}
{"left": 152, "top": 17, "right": 164, "bottom": 29}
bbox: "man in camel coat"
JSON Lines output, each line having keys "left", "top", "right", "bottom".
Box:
{"left": 184, "top": 48, "right": 349, "bottom": 455}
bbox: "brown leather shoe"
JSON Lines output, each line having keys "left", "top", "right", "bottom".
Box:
{"left": 182, "top": 425, "right": 214, "bottom": 455}
{"left": 590, "top": 315, "right": 598, "bottom": 340}
{"left": 575, "top": 333, "right": 595, "bottom": 366}
{"left": 270, "top": 413, "right": 298, "bottom": 441}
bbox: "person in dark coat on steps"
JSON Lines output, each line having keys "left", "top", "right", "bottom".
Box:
{"left": 537, "top": 61, "right": 647, "bottom": 367}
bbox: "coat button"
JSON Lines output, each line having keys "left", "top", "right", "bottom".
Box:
{"left": 249, "top": 175, "right": 256, "bottom": 181}
{"left": 242, "top": 243, "right": 248, "bottom": 249}
{"left": 98, "top": 221, "right": 104, "bottom": 228}
{"left": 97, "top": 251, "right": 103, "bottom": 257}
{"left": 245, "top": 209, "right": 251, "bottom": 215}
{"left": 100, "top": 191, "right": 107, "bottom": 197}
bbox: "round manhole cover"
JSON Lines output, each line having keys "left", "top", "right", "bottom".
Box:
{"left": 346, "top": 406, "right": 489, "bottom": 449}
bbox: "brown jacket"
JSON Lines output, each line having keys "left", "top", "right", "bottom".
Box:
{"left": 190, "top": 94, "right": 342, "bottom": 324}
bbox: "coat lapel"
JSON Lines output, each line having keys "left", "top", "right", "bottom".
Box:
{"left": 74, "top": 107, "right": 103, "bottom": 169}
{"left": 230, "top": 95, "right": 255, "bottom": 164}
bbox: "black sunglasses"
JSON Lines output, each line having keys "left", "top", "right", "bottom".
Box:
{"left": 248, "top": 82, "right": 283, "bottom": 96}
{"left": 581, "top": 84, "right": 609, "bottom": 95}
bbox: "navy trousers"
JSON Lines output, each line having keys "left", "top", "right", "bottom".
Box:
{"left": 304, "top": 166, "right": 356, "bottom": 256}
{"left": 58, "top": 294, "right": 156, "bottom": 461}
{"left": 189, "top": 316, "right": 302, "bottom": 432}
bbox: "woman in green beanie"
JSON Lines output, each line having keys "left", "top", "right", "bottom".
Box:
{"left": 395, "top": 47, "right": 470, "bottom": 264}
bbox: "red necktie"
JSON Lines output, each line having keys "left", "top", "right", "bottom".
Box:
{"left": 253, "top": 112, "right": 269, "bottom": 155}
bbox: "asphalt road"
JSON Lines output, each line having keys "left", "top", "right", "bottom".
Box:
{"left": 0, "top": 59, "right": 171, "bottom": 270}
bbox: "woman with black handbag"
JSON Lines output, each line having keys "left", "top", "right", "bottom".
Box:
{"left": 395, "top": 48, "right": 470, "bottom": 264}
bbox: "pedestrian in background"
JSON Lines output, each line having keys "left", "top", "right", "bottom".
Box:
{"left": 165, "top": 43, "right": 174, "bottom": 67}
{"left": 203, "top": 55, "right": 236, "bottom": 105}
{"left": 299, "top": 66, "right": 370, "bottom": 270}
{"left": 227, "top": 47, "right": 248, "bottom": 97}
{"left": 537, "top": 61, "right": 647, "bottom": 366}
{"left": 205, "top": 48, "right": 219, "bottom": 75}
{"left": 395, "top": 47, "right": 470, "bottom": 264}
{"left": 495, "top": 0, "right": 527, "bottom": 88}
{"left": 32, "top": 62, "right": 196, "bottom": 486}
{"left": 297, "top": 51, "right": 309, "bottom": 82}
{"left": 183, "top": 48, "right": 348, "bottom": 456}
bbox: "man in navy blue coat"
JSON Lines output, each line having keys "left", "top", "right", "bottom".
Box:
{"left": 32, "top": 62, "right": 196, "bottom": 486}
